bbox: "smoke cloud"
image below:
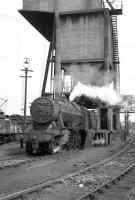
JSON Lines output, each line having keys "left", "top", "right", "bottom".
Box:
{"left": 66, "top": 63, "right": 119, "bottom": 105}
{"left": 70, "top": 82, "right": 135, "bottom": 110}
{"left": 67, "top": 63, "right": 115, "bottom": 87}
{"left": 121, "top": 95, "right": 135, "bottom": 110}
{"left": 70, "top": 82, "right": 121, "bottom": 105}
{"left": 64, "top": 63, "right": 135, "bottom": 110}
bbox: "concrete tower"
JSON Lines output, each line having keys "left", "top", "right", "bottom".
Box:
{"left": 19, "top": 0, "right": 122, "bottom": 96}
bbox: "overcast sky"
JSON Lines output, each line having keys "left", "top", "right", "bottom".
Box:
{"left": 0, "top": 0, "right": 135, "bottom": 119}
{"left": 0, "top": 0, "right": 48, "bottom": 116}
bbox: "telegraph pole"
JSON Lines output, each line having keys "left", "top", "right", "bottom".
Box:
{"left": 20, "top": 58, "right": 33, "bottom": 132}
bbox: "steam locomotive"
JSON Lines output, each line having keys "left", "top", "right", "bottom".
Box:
{"left": 24, "top": 95, "right": 116, "bottom": 154}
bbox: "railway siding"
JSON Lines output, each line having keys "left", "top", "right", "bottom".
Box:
{"left": 0, "top": 136, "right": 135, "bottom": 200}
{"left": 0, "top": 155, "right": 50, "bottom": 170}
{"left": 27, "top": 148, "right": 135, "bottom": 200}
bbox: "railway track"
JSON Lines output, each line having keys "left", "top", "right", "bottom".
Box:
{"left": 0, "top": 136, "right": 135, "bottom": 200}
{"left": 0, "top": 154, "right": 50, "bottom": 170}
{"left": 0, "top": 155, "right": 32, "bottom": 170}
{"left": 0, "top": 146, "right": 84, "bottom": 171}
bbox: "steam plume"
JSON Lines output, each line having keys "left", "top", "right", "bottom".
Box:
{"left": 70, "top": 82, "right": 121, "bottom": 105}
{"left": 65, "top": 64, "right": 135, "bottom": 110}
{"left": 67, "top": 64, "right": 115, "bottom": 87}
{"left": 121, "top": 95, "right": 135, "bottom": 110}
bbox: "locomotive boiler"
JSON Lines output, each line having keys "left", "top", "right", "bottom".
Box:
{"left": 25, "top": 96, "right": 115, "bottom": 154}
{"left": 25, "top": 96, "right": 90, "bottom": 154}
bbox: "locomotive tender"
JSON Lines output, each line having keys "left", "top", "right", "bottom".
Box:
{"left": 25, "top": 95, "right": 115, "bottom": 154}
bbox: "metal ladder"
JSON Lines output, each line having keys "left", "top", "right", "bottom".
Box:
{"left": 112, "top": 15, "right": 120, "bottom": 93}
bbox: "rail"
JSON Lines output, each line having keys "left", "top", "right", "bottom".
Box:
{"left": 0, "top": 135, "right": 135, "bottom": 200}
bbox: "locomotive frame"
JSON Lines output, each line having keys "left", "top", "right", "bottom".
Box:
{"left": 24, "top": 95, "right": 117, "bottom": 154}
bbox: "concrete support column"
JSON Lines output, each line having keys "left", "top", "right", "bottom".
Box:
{"left": 113, "top": 63, "right": 120, "bottom": 93}
{"left": 104, "top": 9, "right": 110, "bottom": 86}
{"left": 55, "top": 0, "right": 62, "bottom": 95}
{"left": 113, "top": 70, "right": 117, "bottom": 91}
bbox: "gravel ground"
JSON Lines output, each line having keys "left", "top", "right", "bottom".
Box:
{"left": 0, "top": 138, "right": 131, "bottom": 198}
{"left": 0, "top": 142, "right": 25, "bottom": 159}
{"left": 97, "top": 167, "right": 135, "bottom": 200}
